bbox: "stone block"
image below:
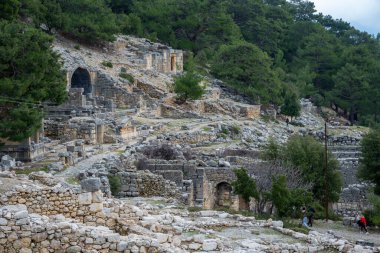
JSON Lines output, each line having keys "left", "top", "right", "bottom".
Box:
{"left": 78, "top": 192, "right": 92, "bottom": 205}
{"left": 202, "top": 239, "right": 218, "bottom": 251}
{"left": 92, "top": 190, "right": 103, "bottom": 203}
{"left": 89, "top": 203, "right": 103, "bottom": 213}
{"left": 14, "top": 210, "right": 28, "bottom": 220}
{"left": 81, "top": 178, "right": 101, "bottom": 192}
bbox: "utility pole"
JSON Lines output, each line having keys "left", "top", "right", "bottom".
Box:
{"left": 324, "top": 121, "right": 329, "bottom": 221}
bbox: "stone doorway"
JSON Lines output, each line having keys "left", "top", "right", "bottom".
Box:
{"left": 170, "top": 55, "right": 176, "bottom": 72}
{"left": 215, "top": 182, "right": 232, "bottom": 208}
{"left": 71, "top": 68, "right": 92, "bottom": 94}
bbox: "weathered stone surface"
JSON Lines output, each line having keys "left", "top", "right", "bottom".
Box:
{"left": 202, "top": 239, "right": 218, "bottom": 251}
{"left": 81, "top": 178, "right": 101, "bottom": 192}
{"left": 78, "top": 192, "right": 92, "bottom": 205}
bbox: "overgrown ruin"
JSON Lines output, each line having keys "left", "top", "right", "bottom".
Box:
{"left": 0, "top": 35, "right": 378, "bottom": 252}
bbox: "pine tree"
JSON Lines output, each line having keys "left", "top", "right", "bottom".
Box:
{"left": 0, "top": 21, "right": 66, "bottom": 141}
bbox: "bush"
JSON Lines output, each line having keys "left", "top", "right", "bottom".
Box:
{"left": 108, "top": 175, "right": 121, "bottom": 196}
{"left": 231, "top": 125, "right": 241, "bottom": 135}
{"left": 232, "top": 168, "right": 258, "bottom": 202}
{"left": 142, "top": 144, "right": 177, "bottom": 160}
{"left": 119, "top": 72, "right": 134, "bottom": 83}
{"left": 74, "top": 45, "right": 80, "bottom": 50}
{"left": 102, "top": 61, "right": 113, "bottom": 68}
{"left": 173, "top": 71, "right": 204, "bottom": 103}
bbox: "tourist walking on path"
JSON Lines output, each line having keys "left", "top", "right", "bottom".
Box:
{"left": 307, "top": 206, "right": 315, "bottom": 227}
{"left": 357, "top": 213, "right": 369, "bottom": 234}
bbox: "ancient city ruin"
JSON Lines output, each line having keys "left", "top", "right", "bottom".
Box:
{"left": 0, "top": 35, "right": 378, "bottom": 253}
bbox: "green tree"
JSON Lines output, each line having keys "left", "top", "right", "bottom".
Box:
{"left": 232, "top": 168, "right": 258, "bottom": 202}
{"left": 295, "top": 29, "right": 342, "bottom": 92}
{"left": 283, "top": 135, "right": 342, "bottom": 203}
{"left": 211, "top": 42, "right": 283, "bottom": 105}
{"left": 359, "top": 128, "right": 380, "bottom": 195}
{"left": 271, "top": 175, "right": 290, "bottom": 217}
{"left": 58, "top": 0, "right": 118, "bottom": 44}
{"left": 0, "top": 21, "right": 66, "bottom": 141}
{"left": 173, "top": 71, "right": 204, "bottom": 103}
{"left": 0, "top": 0, "right": 20, "bottom": 20}
{"left": 331, "top": 63, "right": 369, "bottom": 123}
{"left": 281, "top": 91, "right": 301, "bottom": 119}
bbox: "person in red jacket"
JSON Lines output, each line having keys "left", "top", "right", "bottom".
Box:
{"left": 359, "top": 214, "right": 369, "bottom": 234}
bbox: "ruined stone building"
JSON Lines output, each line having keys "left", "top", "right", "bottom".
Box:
{"left": 0, "top": 36, "right": 184, "bottom": 161}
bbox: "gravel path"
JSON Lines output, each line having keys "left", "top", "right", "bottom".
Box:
{"left": 312, "top": 220, "right": 380, "bottom": 246}
{"left": 56, "top": 145, "right": 122, "bottom": 178}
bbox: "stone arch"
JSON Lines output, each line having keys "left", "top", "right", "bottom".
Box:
{"left": 215, "top": 181, "right": 232, "bottom": 208}
{"left": 71, "top": 68, "right": 92, "bottom": 94}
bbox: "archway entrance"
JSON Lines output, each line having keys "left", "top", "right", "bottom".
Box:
{"left": 215, "top": 182, "right": 232, "bottom": 208}
{"left": 71, "top": 68, "right": 92, "bottom": 94}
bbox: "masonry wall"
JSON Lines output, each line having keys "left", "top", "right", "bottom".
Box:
{"left": 116, "top": 171, "right": 180, "bottom": 198}
{"left": 0, "top": 204, "right": 162, "bottom": 253}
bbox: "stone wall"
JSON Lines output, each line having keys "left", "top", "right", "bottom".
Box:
{"left": 0, "top": 204, "right": 163, "bottom": 253}
{"left": 157, "top": 104, "right": 201, "bottom": 119}
{"left": 116, "top": 171, "right": 180, "bottom": 198}
{"left": 44, "top": 118, "right": 105, "bottom": 145}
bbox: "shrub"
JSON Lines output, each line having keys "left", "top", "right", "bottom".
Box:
{"left": 231, "top": 125, "right": 241, "bottom": 135}
{"left": 102, "top": 61, "right": 113, "bottom": 68}
{"left": 108, "top": 175, "right": 121, "bottom": 196}
{"left": 74, "top": 45, "right": 80, "bottom": 50}
{"left": 173, "top": 71, "right": 204, "bottom": 103}
{"left": 119, "top": 72, "right": 134, "bottom": 83}
{"left": 142, "top": 144, "right": 177, "bottom": 160}
{"left": 232, "top": 168, "right": 258, "bottom": 202}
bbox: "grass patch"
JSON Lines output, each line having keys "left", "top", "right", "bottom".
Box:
{"left": 119, "top": 72, "right": 134, "bottom": 83}
{"left": 65, "top": 176, "right": 80, "bottom": 185}
{"left": 15, "top": 167, "right": 49, "bottom": 175}
{"left": 108, "top": 175, "right": 121, "bottom": 196}
{"left": 261, "top": 115, "right": 275, "bottom": 123}
{"left": 231, "top": 125, "right": 241, "bottom": 135}
{"left": 102, "top": 61, "right": 113, "bottom": 68}
{"left": 289, "top": 121, "right": 305, "bottom": 127}
{"left": 188, "top": 206, "right": 203, "bottom": 212}
{"left": 283, "top": 220, "right": 310, "bottom": 234}
{"left": 202, "top": 127, "right": 212, "bottom": 132}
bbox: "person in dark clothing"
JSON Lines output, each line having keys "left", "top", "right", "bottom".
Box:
{"left": 307, "top": 206, "right": 315, "bottom": 227}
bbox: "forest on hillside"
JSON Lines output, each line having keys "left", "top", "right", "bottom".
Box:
{"left": 1, "top": 0, "right": 380, "bottom": 133}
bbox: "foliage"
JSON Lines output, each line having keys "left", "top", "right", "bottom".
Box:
{"left": 283, "top": 135, "right": 342, "bottom": 203}
{"left": 0, "top": 0, "right": 20, "bottom": 20}
{"left": 102, "top": 61, "right": 113, "bottom": 68}
{"left": 365, "top": 193, "right": 380, "bottom": 226}
{"left": 261, "top": 138, "right": 281, "bottom": 161}
{"left": 173, "top": 71, "right": 204, "bottom": 102}
{"left": 260, "top": 136, "right": 342, "bottom": 209}
{"left": 142, "top": 144, "right": 177, "bottom": 160}
{"left": 119, "top": 72, "right": 134, "bottom": 83}
{"left": 359, "top": 128, "right": 380, "bottom": 195}
{"left": 271, "top": 175, "right": 290, "bottom": 217}
{"left": 281, "top": 91, "right": 301, "bottom": 118}
{"left": 232, "top": 168, "right": 258, "bottom": 202}
{"left": 211, "top": 42, "right": 283, "bottom": 105}
{"left": 108, "top": 175, "right": 121, "bottom": 196}
{"left": 0, "top": 21, "right": 66, "bottom": 141}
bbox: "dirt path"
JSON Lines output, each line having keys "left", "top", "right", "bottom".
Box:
{"left": 312, "top": 220, "right": 380, "bottom": 246}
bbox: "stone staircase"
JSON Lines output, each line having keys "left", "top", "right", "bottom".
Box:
{"left": 329, "top": 145, "right": 361, "bottom": 187}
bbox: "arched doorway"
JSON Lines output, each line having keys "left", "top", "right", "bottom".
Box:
{"left": 71, "top": 68, "right": 92, "bottom": 94}
{"left": 215, "top": 182, "right": 232, "bottom": 208}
